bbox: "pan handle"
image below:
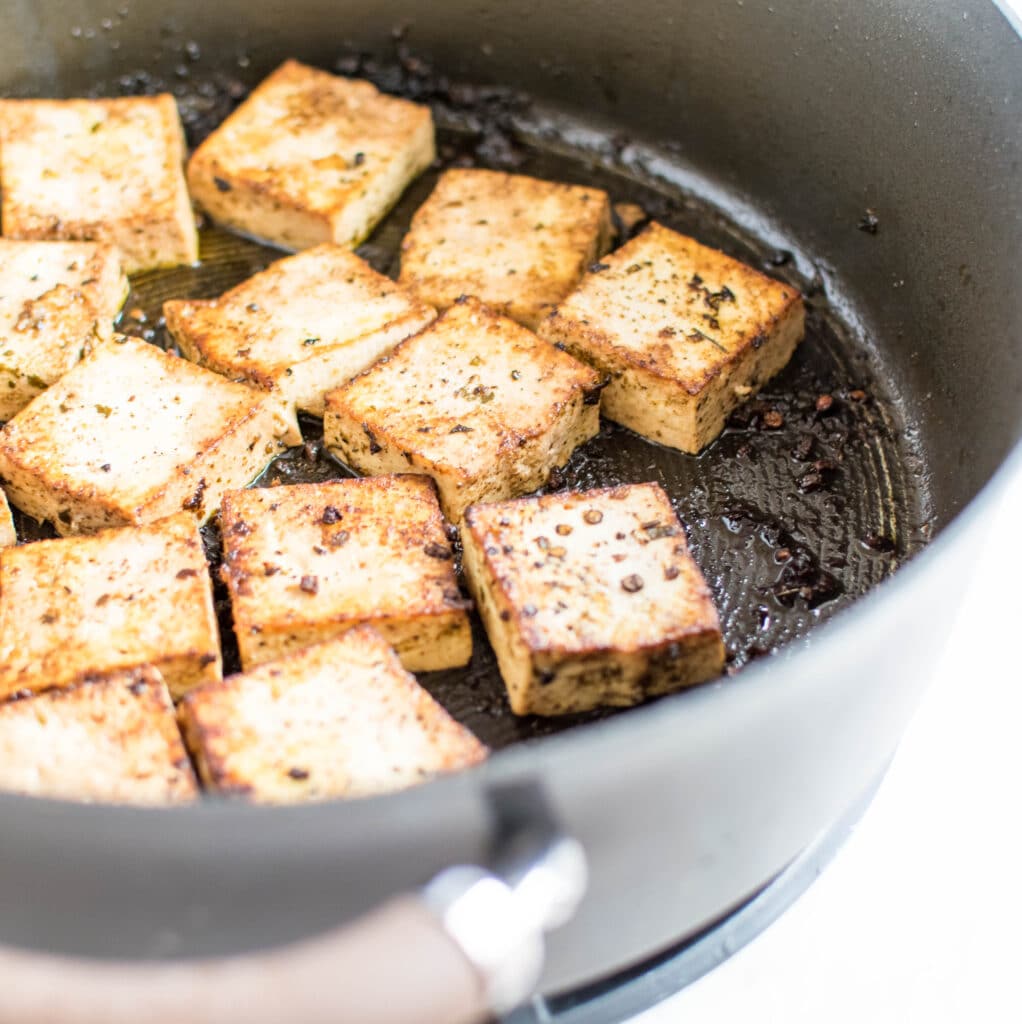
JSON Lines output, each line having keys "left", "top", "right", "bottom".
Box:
{"left": 0, "top": 836, "right": 586, "bottom": 1024}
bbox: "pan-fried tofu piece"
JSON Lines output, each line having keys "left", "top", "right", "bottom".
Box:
{"left": 164, "top": 244, "right": 435, "bottom": 418}
{"left": 180, "top": 626, "right": 487, "bottom": 803}
{"left": 220, "top": 476, "right": 471, "bottom": 672}
{"left": 538, "top": 222, "right": 805, "bottom": 453}
{"left": 462, "top": 482, "right": 725, "bottom": 716}
{"left": 399, "top": 169, "right": 612, "bottom": 330}
{"left": 323, "top": 297, "right": 603, "bottom": 521}
{"left": 0, "top": 488, "right": 15, "bottom": 547}
{"left": 188, "top": 60, "right": 435, "bottom": 251}
{"left": 0, "top": 95, "right": 198, "bottom": 273}
{"left": 0, "top": 666, "right": 198, "bottom": 805}
{"left": 0, "top": 336, "right": 294, "bottom": 536}
{"left": 0, "top": 240, "right": 128, "bottom": 421}
{"left": 0, "top": 513, "right": 221, "bottom": 701}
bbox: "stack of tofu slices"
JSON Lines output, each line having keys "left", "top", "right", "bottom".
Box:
{"left": 0, "top": 60, "right": 804, "bottom": 806}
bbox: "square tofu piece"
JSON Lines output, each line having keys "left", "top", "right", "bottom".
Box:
{"left": 398, "top": 169, "right": 612, "bottom": 330}
{"left": 462, "top": 482, "right": 725, "bottom": 716}
{"left": 164, "top": 244, "right": 435, "bottom": 418}
{"left": 539, "top": 222, "right": 804, "bottom": 453}
{"left": 188, "top": 60, "right": 435, "bottom": 251}
{"left": 220, "top": 476, "right": 471, "bottom": 672}
{"left": 0, "top": 488, "right": 15, "bottom": 547}
{"left": 180, "top": 626, "right": 487, "bottom": 803}
{"left": 0, "top": 513, "right": 221, "bottom": 701}
{"left": 0, "top": 240, "right": 128, "bottom": 421}
{"left": 0, "top": 666, "right": 198, "bottom": 805}
{"left": 323, "top": 297, "right": 603, "bottom": 521}
{"left": 0, "top": 95, "right": 198, "bottom": 273}
{"left": 0, "top": 336, "right": 293, "bottom": 536}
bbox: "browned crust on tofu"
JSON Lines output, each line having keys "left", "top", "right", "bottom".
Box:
{"left": 0, "top": 488, "right": 15, "bottom": 548}
{"left": 323, "top": 297, "right": 603, "bottom": 520}
{"left": 0, "top": 336, "right": 292, "bottom": 535}
{"left": 539, "top": 222, "right": 805, "bottom": 453}
{"left": 0, "top": 95, "right": 198, "bottom": 273}
{"left": 219, "top": 475, "right": 472, "bottom": 672}
{"left": 0, "top": 513, "right": 222, "bottom": 701}
{"left": 461, "top": 482, "right": 725, "bottom": 715}
{"left": 0, "top": 665, "right": 198, "bottom": 804}
{"left": 187, "top": 60, "right": 435, "bottom": 251}
{"left": 398, "top": 168, "right": 612, "bottom": 329}
{"left": 179, "top": 626, "right": 487, "bottom": 803}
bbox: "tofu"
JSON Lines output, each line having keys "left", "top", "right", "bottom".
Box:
{"left": 0, "top": 240, "right": 128, "bottom": 421}
{"left": 323, "top": 297, "right": 603, "bottom": 521}
{"left": 220, "top": 476, "right": 471, "bottom": 672}
{"left": 0, "top": 336, "right": 294, "bottom": 536}
{"left": 164, "top": 244, "right": 436, "bottom": 419}
{"left": 399, "top": 168, "right": 612, "bottom": 330}
{"left": 187, "top": 60, "right": 435, "bottom": 251}
{"left": 0, "top": 513, "right": 221, "bottom": 701}
{"left": 0, "top": 666, "right": 198, "bottom": 805}
{"left": 461, "top": 482, "right": 725, "bottom": 716}
{"left": 0, "top": 488, "right": 15, "bottom": 547}
{"left": 0, "top": 95, "right": 198, "bottom": 273}
{"left": 538, "top": 222, "right": 805, "bottom": 453}
{"left": 180, "top": 626, "right": 488, "bottom": 803}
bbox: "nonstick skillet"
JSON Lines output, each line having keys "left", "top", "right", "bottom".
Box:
{"left": 0, "top": 1, "right": 1019, "bottom": 1021}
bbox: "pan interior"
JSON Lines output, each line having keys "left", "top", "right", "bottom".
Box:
{"left": 8, "top": 63, "right": 933, "bottom": 752}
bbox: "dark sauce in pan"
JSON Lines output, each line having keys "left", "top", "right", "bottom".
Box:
{"left": 10, "top": 50, "right": 932, "bottom": 751}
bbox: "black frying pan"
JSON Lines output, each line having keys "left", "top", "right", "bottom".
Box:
{"left": 0, "top": 0, "right": 1019, "bottom": 1021}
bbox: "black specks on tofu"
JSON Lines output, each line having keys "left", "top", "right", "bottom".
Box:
{"left": 0, "top": 336, "right": 293, "bottom": 535}
{"left": 538, "top": 222, "right": 805, "bottom": 453}
{"left": 323, "top": 297, "right": 602, "bottom": 521}
{"left": 219, "top": 476, "right": 472, "bottom": 672}
{"left": 187, "top": 60, "right": 436, "bottom": 251}
{"left": 461, "top": 482, "right": 725, "bottom": 715}
{"left": 0, "top": 95, "right": 198, "bottom": 273}
{"left": 398, "top": 168, "right": 612, "bottom": 329}
{"left": 179, "top": 626, "right": 487, "bottom": 803}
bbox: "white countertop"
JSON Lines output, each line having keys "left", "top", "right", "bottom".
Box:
{"left": 634, "top": 459, "right": 1022, "bottom": 1023}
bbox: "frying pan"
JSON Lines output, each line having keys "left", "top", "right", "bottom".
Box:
{"left": 0, "top": 0, "right": 1019, "bottom": 1020}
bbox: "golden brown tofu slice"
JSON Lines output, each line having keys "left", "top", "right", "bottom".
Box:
{"left": 323, "top": 297, "right": 603, "bottom": 521}
{"left": 188, "top": 60, "right": 435, "bottom": 251}
{"left": 0, "top": 95, "right": 198, "bottom": 273}
{"left": 220, "top": 476, "right": 471, "bottom": 672}
{"left": 461, "top": 482, "right": 725, "bottom": 716}
{"left": 164, "top": 244, "right": 436, "bottom": 418}
{"left": 0, "top": 240, "right": 128, "bottom": 421}
{"left": 538, "top": 222, "right": 805, "bottom": 453}
{"left": 0, "top": 488, "right": 15, "bottom": 548}
{"left": 398, "top": 168, "right": 612, "bottom": 329}
{"left": 0, "top": 666, "right": 198, "bottom": 805}
{"left": 180, "top": 626, "right": 487, "bottom": 803}
{"left": 0, "top": 336, "right": 294, "bottom": 536}
{"left": 0, "top": 513, "right": 221, "bottom": 701}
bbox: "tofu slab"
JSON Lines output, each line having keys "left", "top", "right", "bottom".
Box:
{"left": 164, "top": 244, "right": 435, "bottom": 418}
{"left": 0, "top": 666, "right": 198, "bottom": 805}
{"left": 180, "top": 626, "right": 487, "bottom": 803}
{"left": 538, "top": 222, "right": 805, "bottom": 453}
{"left": 462, "top": 482, "right": 725, "bottom": 715}
{"left": 0, "top": 488, "right": 15, "bottom": 547}
{"left": 0, "top": 95, "right": 198, "bottom": 273}
{"left": 221, "top": 476, "right": 471, "bottom": 672}
{"left": 0, "top": 336, "right": 293, "bottom": 536}
{"left": 0, "top": 240, "right": 128, "bottom": 421}
{"left": 188, "top": 60, "right": 435, "bottom": 251}
{"left": 0, "top": 513, "right": 221, "bottom": 701}
{"left": 399, "top": 168, "right": 612, "bottom": 330}
{"left": 323, "top": 297, "right": 603, "bottom": 521}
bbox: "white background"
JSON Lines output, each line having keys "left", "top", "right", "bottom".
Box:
{"left": 633, "top": 8, "right": 1022, "bottom": 1015}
